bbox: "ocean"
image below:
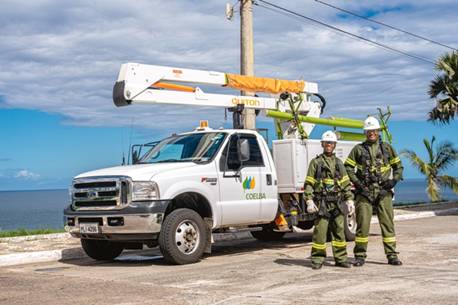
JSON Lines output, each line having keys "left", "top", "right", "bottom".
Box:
{"left": 0, "top": 179, "right": 457, "bottom": 231}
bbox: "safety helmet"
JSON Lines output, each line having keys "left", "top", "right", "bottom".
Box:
{"left": 363, "top": 116, "right": 381, "bottom": 131}
{"left": 321, "top": 130, "right": 338, "bottom": 142}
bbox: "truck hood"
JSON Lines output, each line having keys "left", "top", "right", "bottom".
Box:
{"left": 75, "top": 163, "right": 198, "bottom": 181}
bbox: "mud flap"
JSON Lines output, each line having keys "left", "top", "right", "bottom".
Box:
{"left": 204, "top": 217, "right": 213, "bottom": 254}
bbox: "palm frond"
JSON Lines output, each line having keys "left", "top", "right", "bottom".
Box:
{"left": 428, "top": 103, "right": 457, "bottom": 124}
{"left": 400, "top": 150, "right": 429, "bottom": 175}
{"left": 434, "top": 141, "right": 458, "bottom": 171}
{"left": 429, "top": 52, "right": 458, "bottom": 124}
{"left": 428, "top": 75, "right": 447, "bottom": 98}
{"left": 423, "top": 137, "right": 435, "bottom": 164}
{"left": 437, "top": 175, "right": 458, "bottom": 194}
{"left": 436, "top": 51, "right": 458, "bottom": 79}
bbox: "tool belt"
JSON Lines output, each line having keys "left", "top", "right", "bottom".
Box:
{"left": 314, "top": 193, "right": 343, "bottom": 219}
{"left": 356, "top": 184, "right": 392, "bottom": 207}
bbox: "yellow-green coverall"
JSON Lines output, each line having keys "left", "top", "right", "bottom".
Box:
{"left": 345, "top": 141, "right": 403, "bottom": 260}
{"left": 305, "top": 154, "right": 354, "bottom": 265}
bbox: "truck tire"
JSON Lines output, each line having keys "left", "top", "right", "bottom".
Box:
{"left": 81, "top": 239, "right": 124, "bottom": 261}
{"left": 250, "top": 226, "right": 285, "bottom": 241}
{"left": 344, "top": 211, "right": 356, "bottom": 241}
{"left": 159, "top": 208, "right": 207, "bottom": 265}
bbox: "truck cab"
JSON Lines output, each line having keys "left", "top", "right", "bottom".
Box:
{"left": 64, "top": 127, "right": 279, "bottom": 264}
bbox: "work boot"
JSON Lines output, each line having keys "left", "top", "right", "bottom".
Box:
{"left": 353, "top": 258, "right": 365, "bottom": 267}
{"left": 388, "top": 257, "right": 403, "bottom": 266}
{"left": 311, "top": 262, "right": 323, "bottom": 270}
{"left": 335, "top": 261, "right": 352, "bottom": 268}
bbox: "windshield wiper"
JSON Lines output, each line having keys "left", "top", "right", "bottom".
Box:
{"left": 154, "top": 159, "right": 191, "bottom": 163}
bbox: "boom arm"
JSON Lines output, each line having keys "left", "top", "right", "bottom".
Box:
{"left": 113, "top": 63, "right": 319, "bottom": 110}
{"left": 112, "top": 63, "right": 363, "bottom": 138}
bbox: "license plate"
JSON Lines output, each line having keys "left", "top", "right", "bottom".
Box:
{"left": 80, "top": 223, "right": 99, "bottom": 234}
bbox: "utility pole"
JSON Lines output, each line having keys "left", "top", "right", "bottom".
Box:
{"left": 240, "top": 0, "right": 256, "bottom": 129}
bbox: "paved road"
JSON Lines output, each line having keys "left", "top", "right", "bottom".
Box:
{"left": 1, "top": 213, "right": 457, "bottom": 305}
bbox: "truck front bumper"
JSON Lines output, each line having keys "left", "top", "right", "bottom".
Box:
{"left": 63, "top": 200, "right": 171, "bottom": 241}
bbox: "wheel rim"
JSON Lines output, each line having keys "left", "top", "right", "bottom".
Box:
{"left": 175, "top": 220, "right": 200, "bottom": 255}
{"left": 346, "top": 212, "right": 357, "bottom": 234}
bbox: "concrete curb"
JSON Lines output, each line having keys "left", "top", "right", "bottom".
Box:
{"left": 0, "top": 233, "right": 69, "bottom": 243}
{"left": 1, "top": 207, "right": 457, "bottom": 267}
{"left": 371, "top": 207, "right": 458, "bottom": 224}
{"left": 0, "top": 247, "right": 85, "bottom": 267}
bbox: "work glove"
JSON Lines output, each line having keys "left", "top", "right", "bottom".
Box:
{"left": 306, "top": 200, "right": 319, "bottom": 214}
{"left": 345, "top": 200, "right": 355, "bottom": 214}
{"left": 382, "top": 179, "right": 397, "bottom": 190}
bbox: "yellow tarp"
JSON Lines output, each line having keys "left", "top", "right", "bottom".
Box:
{"left": 225, "top": 73, "right": 305, "bottom": 94}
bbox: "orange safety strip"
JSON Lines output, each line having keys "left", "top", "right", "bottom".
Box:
{"left": 151, "top": 82, "right": 195, "bottom": 93}
{"left": 225, "top": 73, "right": 305, "bottom": 94}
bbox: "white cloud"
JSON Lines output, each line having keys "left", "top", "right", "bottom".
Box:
{"left": 0, "top": 0, "right": 457, "bottom": 130}
{"left": 14, "top": 170, "right": 41, "bottom": 180}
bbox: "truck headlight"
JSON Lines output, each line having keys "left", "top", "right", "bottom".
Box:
{"left": 132, "top": 181, "right": 159, "bottom": 201}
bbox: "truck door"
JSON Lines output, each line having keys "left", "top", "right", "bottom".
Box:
{"left": 217, "top": 133, "right": 263, "bottom": 226}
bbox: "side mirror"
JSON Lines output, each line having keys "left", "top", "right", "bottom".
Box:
{"left": 132, "top": 150, "right": 140, "bottom": 164}
{"left": 237, "top": 138, "right": 250, "bottom": 162}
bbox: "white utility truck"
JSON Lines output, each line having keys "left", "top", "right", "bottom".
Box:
{"left": 64, "top": 63, "right": 380, "bottom": 264}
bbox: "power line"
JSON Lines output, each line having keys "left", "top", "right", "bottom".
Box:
{"left": 314, "top": 0, "right": 457, "bottom": 51}
{"left": 255, "top": 0, "right": 436, "bottom": 65}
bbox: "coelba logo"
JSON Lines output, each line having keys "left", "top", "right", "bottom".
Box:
{"left": 243, "top": 176, "right": 255, "bottom": 190}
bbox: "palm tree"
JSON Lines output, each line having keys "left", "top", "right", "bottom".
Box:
{"left": 401, "top": 136, "right": 458, "bottom": 202}
{"left": 428, "top": 51, "right": 458, "bottom": 124}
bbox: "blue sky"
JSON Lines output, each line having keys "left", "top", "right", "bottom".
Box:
{"left": 0, "top": 0, "right": 457, "bottom": 190}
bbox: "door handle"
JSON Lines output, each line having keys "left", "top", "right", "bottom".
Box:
{"left": 266, "top": 174, "right": 272, "bottom": 186}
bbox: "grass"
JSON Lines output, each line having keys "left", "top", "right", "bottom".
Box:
{"left": 0, "top": 228, "right": 65, "bottom": 238}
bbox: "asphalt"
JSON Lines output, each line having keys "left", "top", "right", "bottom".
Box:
{"left": 0, "top": 202, "right": 457, "bottom": 267}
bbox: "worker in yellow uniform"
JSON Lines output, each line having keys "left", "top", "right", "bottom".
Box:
{"left": 345, "top": 116, "right": 403, "bottom": 266}
{"left": 304, "top": 131, "right": 355, "bottom": 269}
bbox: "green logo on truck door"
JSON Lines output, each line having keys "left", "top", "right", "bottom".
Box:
{"left": 243, "top": 176, "right": 256, "bottom": 190}
{"left": 242, "top": 176, "right": 266, "bottom": 200}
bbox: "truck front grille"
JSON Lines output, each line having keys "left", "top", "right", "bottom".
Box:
{"left": 72, "top": 177, "right": 130, "bottom": 209}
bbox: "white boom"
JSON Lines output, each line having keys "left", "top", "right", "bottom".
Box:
{"left": 113, "top": 62, "right": 323, "bottom": 137}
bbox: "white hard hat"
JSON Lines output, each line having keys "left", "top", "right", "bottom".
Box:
{"left": 321, "top": 130, "right": 338, "bottom": 142}
{"left": 363, "top": 116, "right": 381, "bottom": 131}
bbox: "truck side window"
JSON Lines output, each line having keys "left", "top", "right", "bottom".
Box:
{"left": 221, "top": 134, "right": 264, "bottom": 171}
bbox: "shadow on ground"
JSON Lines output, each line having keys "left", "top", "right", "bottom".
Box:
{"left": 60, "top": 233, "right": 316, "bottom": 267}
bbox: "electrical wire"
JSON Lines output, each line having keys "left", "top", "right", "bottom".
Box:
{"left": 314, "top": 0, "right": 457, "bottom": 51}
{"left": 255, "top": 0, "right": 436, "bottom": 64}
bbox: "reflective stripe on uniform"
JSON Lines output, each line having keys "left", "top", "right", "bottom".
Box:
{"left": 389, "top": 156, "right": 401, "bottom": 165}
{"left": 383, "top": 236, "right": 396, "bottom": 243}
{"left": 339, "top": 175, "right": 350, "bottom": 184}
{"left": 312, "top": 243, "right": 327, "bottom": 250}
{"left": 345, "top": 158, "right": 356, "bottom": 167}
{"left": 323, "top": 178, "right": 335, "bottom": 185}
{"left": 381, "top": 165, "right": 391, "bottom": 173}
{"left": 355, "top": 236, "right": 369, "bottom": 243}
{"left": 306, "top": 176, "right": 317, "bottom": 185}
{"left": 331, "top": 240, "right": 347, "bottom": 248}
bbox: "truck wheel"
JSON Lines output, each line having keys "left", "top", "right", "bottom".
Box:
{"left": 344, "top": 211, "right": 356, "bottom": 241}
{"left": 159, "top": 208, "right": 207, "bottom": 265}
{"left": 81, "top": 239, "right": 124, "bottom": 261}
{"left": 250, "top": 226, "right": 285, "bottom": 241}
{"left": 326, "top": 211, "right": 357, "bottom": 242}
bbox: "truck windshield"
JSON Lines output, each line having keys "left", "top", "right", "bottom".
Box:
{"left": 138, "top": 132, "right": 227, "bottom": 164}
